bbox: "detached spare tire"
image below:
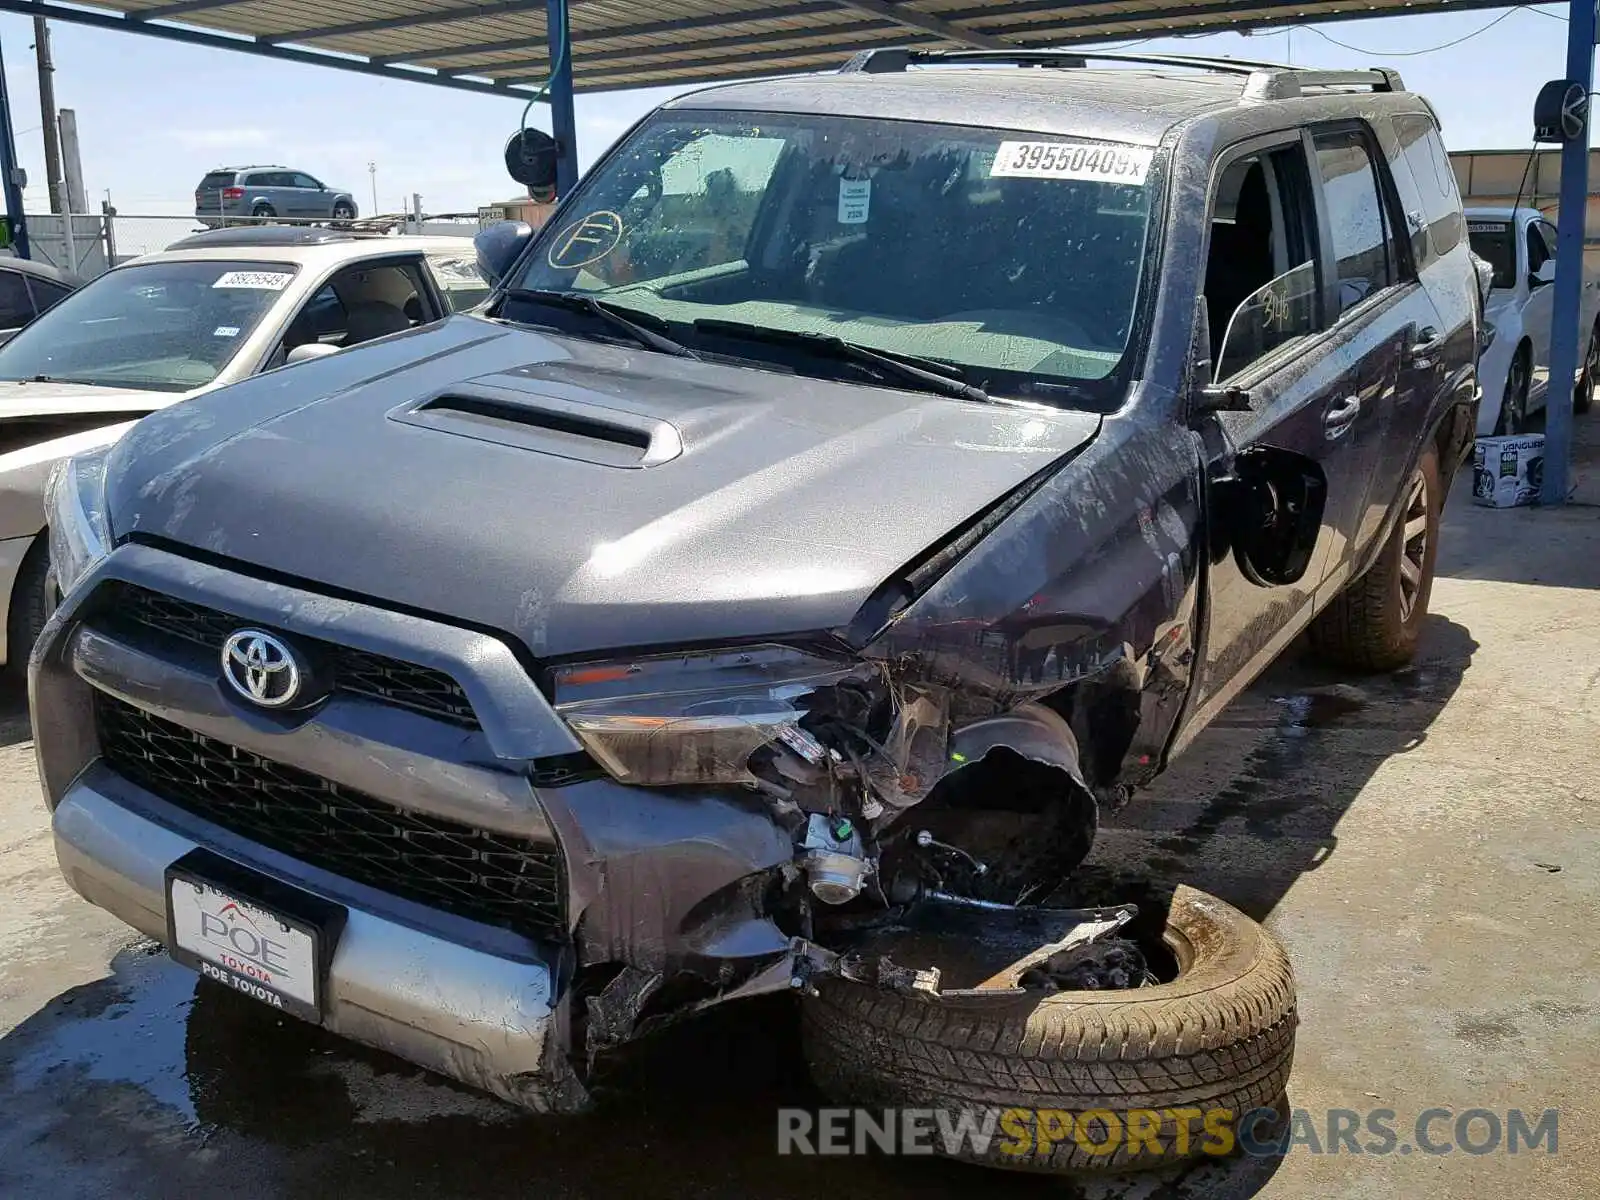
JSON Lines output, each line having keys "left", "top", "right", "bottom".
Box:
{"left": 800, "top": 885, "right": 1295, "bottom": 1173}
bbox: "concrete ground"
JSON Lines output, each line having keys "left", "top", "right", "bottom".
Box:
{"left": 1, "top": 423, "right": 1597, "bottom": 1199}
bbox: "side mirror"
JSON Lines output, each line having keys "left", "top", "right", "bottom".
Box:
{"left": 474, "top": 220, "right": 535, "bottom": 286}
{"left": 1531, "top": 259, "right": 1557, "bottom": 288}
{"left": 286, "top": 342, "right": 340, "bottom": 366}
{"left": 504, "top": 128, "right": 560, "bottom": 202}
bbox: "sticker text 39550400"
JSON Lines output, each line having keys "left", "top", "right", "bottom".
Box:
{"left": 991, "top": 141, "right": 1153, "bottom": 185}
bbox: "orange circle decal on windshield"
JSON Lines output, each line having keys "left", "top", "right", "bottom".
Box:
{"left": 547, "top": 210, "right": 625, "bottom": 269}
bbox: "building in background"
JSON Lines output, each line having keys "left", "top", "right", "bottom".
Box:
{"left": 1451, "top": 148, "right": 1600, "bottom": 269}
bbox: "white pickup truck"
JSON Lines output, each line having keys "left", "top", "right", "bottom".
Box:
{"left": 1467, "top": 205, "right": 1600, "bottom": 435}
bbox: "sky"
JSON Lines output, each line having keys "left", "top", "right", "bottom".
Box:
{"left": 0, "top": 3, "right": 1582, "bottom": 218}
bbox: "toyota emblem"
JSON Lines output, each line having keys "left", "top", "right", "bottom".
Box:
{"left": 221, "top": 630, "right": 302, "bottom": 708}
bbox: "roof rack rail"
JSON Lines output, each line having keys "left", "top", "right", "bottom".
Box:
{"left": 840, "top": 48, "right": 1404, "bottom": 98}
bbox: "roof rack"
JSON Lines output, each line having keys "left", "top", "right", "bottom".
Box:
{"left": 840, "top": 48, "right": 1404, "bottom": 100}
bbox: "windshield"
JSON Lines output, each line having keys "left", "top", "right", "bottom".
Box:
{"left": 507, "top": 111, "right": 1159, "bottom": 405}
{"left": 0, "top": 259, "right": 298, "bottom": 392}
{"left": 1467, "top": 222, "right": 1515, "bottom": 290}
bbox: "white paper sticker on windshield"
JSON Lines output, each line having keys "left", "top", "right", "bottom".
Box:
{"left": 212, "top": 270, "right": 294, "bottom": 291}
{"left": 1467, "top": 222, "right": 1508, "bottom": 234}
{"left": 212, "top": 325, "right": 240, "bottom": 338}
{"left": 991, "top": 141, "right": 1153, "bottom": 185}
{"left": 838, "top": 177, "right": 872, "bottom": 224}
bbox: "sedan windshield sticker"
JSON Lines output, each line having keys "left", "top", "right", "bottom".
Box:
{"left": 212, "top": 270, "right": 294, "bottom": 291}
{"left": 991, "top": 141, "right": 1153, "bottom": 185}
{"left": 213, "top": 325, "right": 241, "bottom": 338}
{"left": 838, "top": 177, "right": 872, "bottom": 224}
{"left": 1468, "top": 222, "right": 1509, "bottom": 234}
{"left": 548, "top": 211, "right": 625, "bottom": 269}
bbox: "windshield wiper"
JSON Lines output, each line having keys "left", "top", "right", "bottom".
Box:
{"left": 691, "top": 319, "right": 989, "bottom": 403}
{"left": 501, "top": 289, "right": 696, "bottom": 358}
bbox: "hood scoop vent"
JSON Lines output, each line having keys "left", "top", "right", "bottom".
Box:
{"left": 390, "top": 384, "right": 683, "bottom": 468}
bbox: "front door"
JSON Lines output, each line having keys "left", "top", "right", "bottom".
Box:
{"left": 1181, "top": 133, "right": 1392, "bottom": 735}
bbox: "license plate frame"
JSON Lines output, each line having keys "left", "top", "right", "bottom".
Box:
{"left": 164, "top": 849, "right": 346, "bottom": 1022}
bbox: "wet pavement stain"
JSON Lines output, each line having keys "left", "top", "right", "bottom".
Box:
{"left": 0, "top": 938, "right": 1291, "bottom": 1200}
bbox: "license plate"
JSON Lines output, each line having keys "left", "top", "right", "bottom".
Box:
{"left": 165, "top": 851, "right": 344, "bottom": 1022}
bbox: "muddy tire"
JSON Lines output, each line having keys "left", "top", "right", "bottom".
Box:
{"left": 1309, "top": 445, "right": 1440, "bottom": 673}
{"left": 800, "top": 885, "right": 1296, "bottom": 1173}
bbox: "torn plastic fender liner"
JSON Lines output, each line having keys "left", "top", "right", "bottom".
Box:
{"left": 946, "top": 702, "right": 1087, "bottom": 787}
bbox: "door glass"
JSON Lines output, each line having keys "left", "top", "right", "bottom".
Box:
{"left": 0, "top": 271, "right": 34, "bottom": 327}
{"left": 28, "top": 278, "right": 72, "bottom": 314}
{"left": 1391, "top": 114, "right": 1464, "bottom": 260}
{"left": 291, "top": 173, "right": 321, "bottom": 190}
{"left": 1205, "top": 146, "right": 1322, "bottom": 382}
{"left": 1314, "top": 130, "right": 1395, "bottom": 315}
{"left": 1527, "top": 223, "right": 1550, "bottom": 275}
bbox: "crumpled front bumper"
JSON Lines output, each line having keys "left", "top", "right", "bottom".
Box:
{"left": 51, "top": 765, "right": 585, "bottom": 1110}
{"left": 31, "top": 541, "right": 799, "bottom": 1111}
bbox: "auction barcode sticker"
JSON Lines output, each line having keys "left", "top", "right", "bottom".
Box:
{"left": 991, "top": 141, "right": 1153, "bottom": 185}
{"left": 212, "top": 270, "right": 294, "bottom": 290}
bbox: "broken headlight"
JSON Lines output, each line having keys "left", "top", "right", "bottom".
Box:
{"left": 44, "top": 450, "right": 112, "bottom": 600}
{"left": 551, "top": 645, "right": 874, "bottom": 786}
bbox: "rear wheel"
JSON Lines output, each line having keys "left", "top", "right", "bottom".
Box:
{"left": 251, "top": 203, "right": 275, "bottom": 223}
{"left": 331, "top": 201, "right": 355, "bottom": 222}
{"left": 801, "top": 885, "right": 1297, "bottom": 1172}
{"left": 1310, "top": 445, "right": 1440, "bottom": 672}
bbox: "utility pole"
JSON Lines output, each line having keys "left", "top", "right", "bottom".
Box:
{"left": 368, "top": 161, "right": 377, "bottom": 214}
{"left": 0, "top": 35, "right": 30, "bottom": 257}
{"left": 32, "top": 17, "right": 64, "bottom": 214}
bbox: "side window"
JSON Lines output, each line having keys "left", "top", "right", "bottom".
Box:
{"left": 1205, "top": 144, "right": 1322, "bottom": 382}
{"left": 0, "top": 270, "right": 35, "bottom": 328}
{"left": 291, "top": 173, "right": 321, "bottom": 190}
{"left": 1391, "top": 114, "right": 1465, "bottom": 260}
{"left": 1538, "top": 221, "right": 1560, "bottom": 266}
{"left": 26, "top": 277, "right": 71, "bottom": 314}
{"left": 1527, "top": 222, "right": 1551, "bottom": 275}
{"left": 1313, "top": 129, "right": 1402, "bottom": 316}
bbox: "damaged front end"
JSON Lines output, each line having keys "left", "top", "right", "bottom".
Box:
{"left": 538, "top": 638, "right": 1109, "bottom": 1095}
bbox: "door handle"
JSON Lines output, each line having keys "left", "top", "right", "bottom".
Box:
{"left": 1323, "top": 395, "right": 1361, "bottom": 439}
{"left": 1409, "top": 325, "right": 1443, "bottom": 368}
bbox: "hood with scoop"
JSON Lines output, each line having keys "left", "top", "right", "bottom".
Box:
{"left": 106, "top": 315, "right": 1101, "bottom": 658}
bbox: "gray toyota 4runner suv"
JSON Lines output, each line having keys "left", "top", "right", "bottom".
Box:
{"left": 35, "top": 51, "right": 1480, "bottom": 1171}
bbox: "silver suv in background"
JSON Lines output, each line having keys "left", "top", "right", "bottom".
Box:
{"left": 194, "top": 165, "right": 358, "bottom": 227}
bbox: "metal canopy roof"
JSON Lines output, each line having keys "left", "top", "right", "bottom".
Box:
{"left": 0, "top": 0, "right": 1519, "bottom": 100}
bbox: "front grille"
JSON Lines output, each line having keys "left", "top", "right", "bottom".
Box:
{"left": 101, "top": 582, "right": 478, "bottom": 727}
{"left": 96, "top": 694, "right": 566, "bottom": 941}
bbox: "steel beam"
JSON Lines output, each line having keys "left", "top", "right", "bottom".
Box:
{"left": 831, "top": 0, "right": 1008, "bottom": 48}
{"left": 133, "top": 0, "right": 250, "bottom": 20}
{"left": 548, "top": 0, "right": 578, "bottom": 196}
{"left": 386, "top": 1, "right": 843, "bottom": 66}
{"left": 0, "top": 0, "right": 545, "bottom": 100}
{"left": 262, "top": 0, "right": 548, "bottom": 46}
{"left": 0, "top": 33, "right": 28, "bottom": 258}
{"left": 1541, "top": 0, "right": 1594, "bottom": 505}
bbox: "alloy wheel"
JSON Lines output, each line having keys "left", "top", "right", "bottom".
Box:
{"left": 1398, "top": 470, "right": 1429, "bottom": 622}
